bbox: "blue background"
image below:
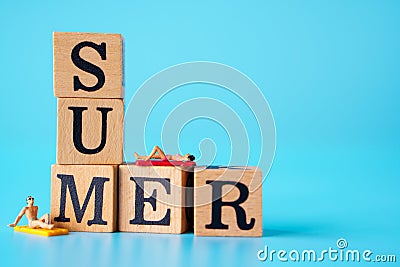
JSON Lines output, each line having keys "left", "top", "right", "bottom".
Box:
{"left": 0, "top": 0, "right": 399, "bottom": 266}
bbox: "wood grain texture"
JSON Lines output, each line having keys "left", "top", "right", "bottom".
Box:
{"left": 50, "top": 164, "right": 117, "bottom": 232}
{"left": 119, "top": 164, "right": 192, "bottom": 234}
{"left": 57, "top": 98, "right": 123, "bottom": 164}
{"left": 194, "top": 166, "right": 262, "bottom": 237}
{"left": 54, "top": 32, "right": 124, "bottom": 99}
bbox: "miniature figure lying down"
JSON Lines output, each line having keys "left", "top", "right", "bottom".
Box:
{"left": 8, "top": 196, "right": 54, "bottom": 229}
{"left": 134, "top": 145, "right": 195, "bottom": 162}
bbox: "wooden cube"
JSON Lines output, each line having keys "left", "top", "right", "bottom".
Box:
{"left": 50, "top": 164, "right": 118, "bottom": 232}
{"left": 54, "top": 32, "right": 124, "bottom": 99}
{"left": 194, "top": 166, "right": 262, "bottom": 236}
{"left": 57, "top": 98, "right": 123, "bottom": 164}
{"left": 119, "top": 164, "right": 192, "bottom": 234}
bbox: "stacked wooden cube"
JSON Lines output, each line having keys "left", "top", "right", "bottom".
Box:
{"left": 51, "top": 32, "right": 123, "bottom": 232}
{"left": 50, "top": 32, "right": 262, "bottom": 236}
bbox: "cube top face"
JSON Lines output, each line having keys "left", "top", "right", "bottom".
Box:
{"left": 57, "top": 98, "right": 123, "bottom": 165}
{"left": 194, "top": 166, "right": 262, "bottom": 237}
{"left": 51, "top": 164, "right": 118, "bottom": 232}
{"left": 119, "top": 165, "right": 190, "bottom": 234}
{"left": 54, "top": 32, "right": 124, "bottom": 99}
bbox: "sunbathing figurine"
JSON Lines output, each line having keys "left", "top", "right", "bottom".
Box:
{"left": 8, "top": 196, "right": 54, "bottom": 229}
{"left": 134, "top": 145, "right": 195, "bottom": 161}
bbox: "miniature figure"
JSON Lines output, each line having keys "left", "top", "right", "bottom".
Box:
{"left": 8, "top": 196, "right": 54, "bottom": 229}
{"left": 134, "top": 145, "right": 195, "bottom": 161}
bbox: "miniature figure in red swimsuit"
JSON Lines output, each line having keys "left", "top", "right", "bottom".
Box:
{"left": 134, "top": 145, "right": 195, "bottom": 161}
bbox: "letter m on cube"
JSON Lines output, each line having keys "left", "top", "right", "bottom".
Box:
{"left": 50, "top": 164, "right": 117, "bottom": 232}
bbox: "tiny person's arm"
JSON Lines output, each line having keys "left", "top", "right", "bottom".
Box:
{"left": 8, "top": 207, "right": 26, "bottom": 227}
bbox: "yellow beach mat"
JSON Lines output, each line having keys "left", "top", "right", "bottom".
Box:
{"left": 14, "top": 226, "right": 69, "bottom": 237}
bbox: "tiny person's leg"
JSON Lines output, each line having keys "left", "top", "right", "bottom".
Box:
{"left": 31, "top": 220, "right": 54, "bottom": 230}
{"left": 145, "top": 146, "right": 163, "bottom": 161}
{"left": 38, "top": 213, "right": 50, "bottom": 224}
{"left": 144, "top": 146, "right": 157, "bottom": 160}
{"left": 155, "top": 146, "right": 166, "bottom": 159}
{"left": 134, "top": 152, "right": 147, "bottom": 159}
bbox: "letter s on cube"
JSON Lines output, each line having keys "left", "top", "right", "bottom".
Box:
{"left": 53, "top": 32, "right": 124, "bottom": 99}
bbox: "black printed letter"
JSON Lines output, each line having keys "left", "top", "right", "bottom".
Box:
{"left": 205, "top": 180, "right": 255, "bottom": 230}
{"left": 129, "top": 177, "right": 171, "bottom": 225}
{"left": 68, "top": 106, "right": 112, "bottom": 154}
{"left": 71, "top": 41, "right": 106, "bottom": 92}
{"left": 54, "top": 174, "right": 109, "bottom": 226}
